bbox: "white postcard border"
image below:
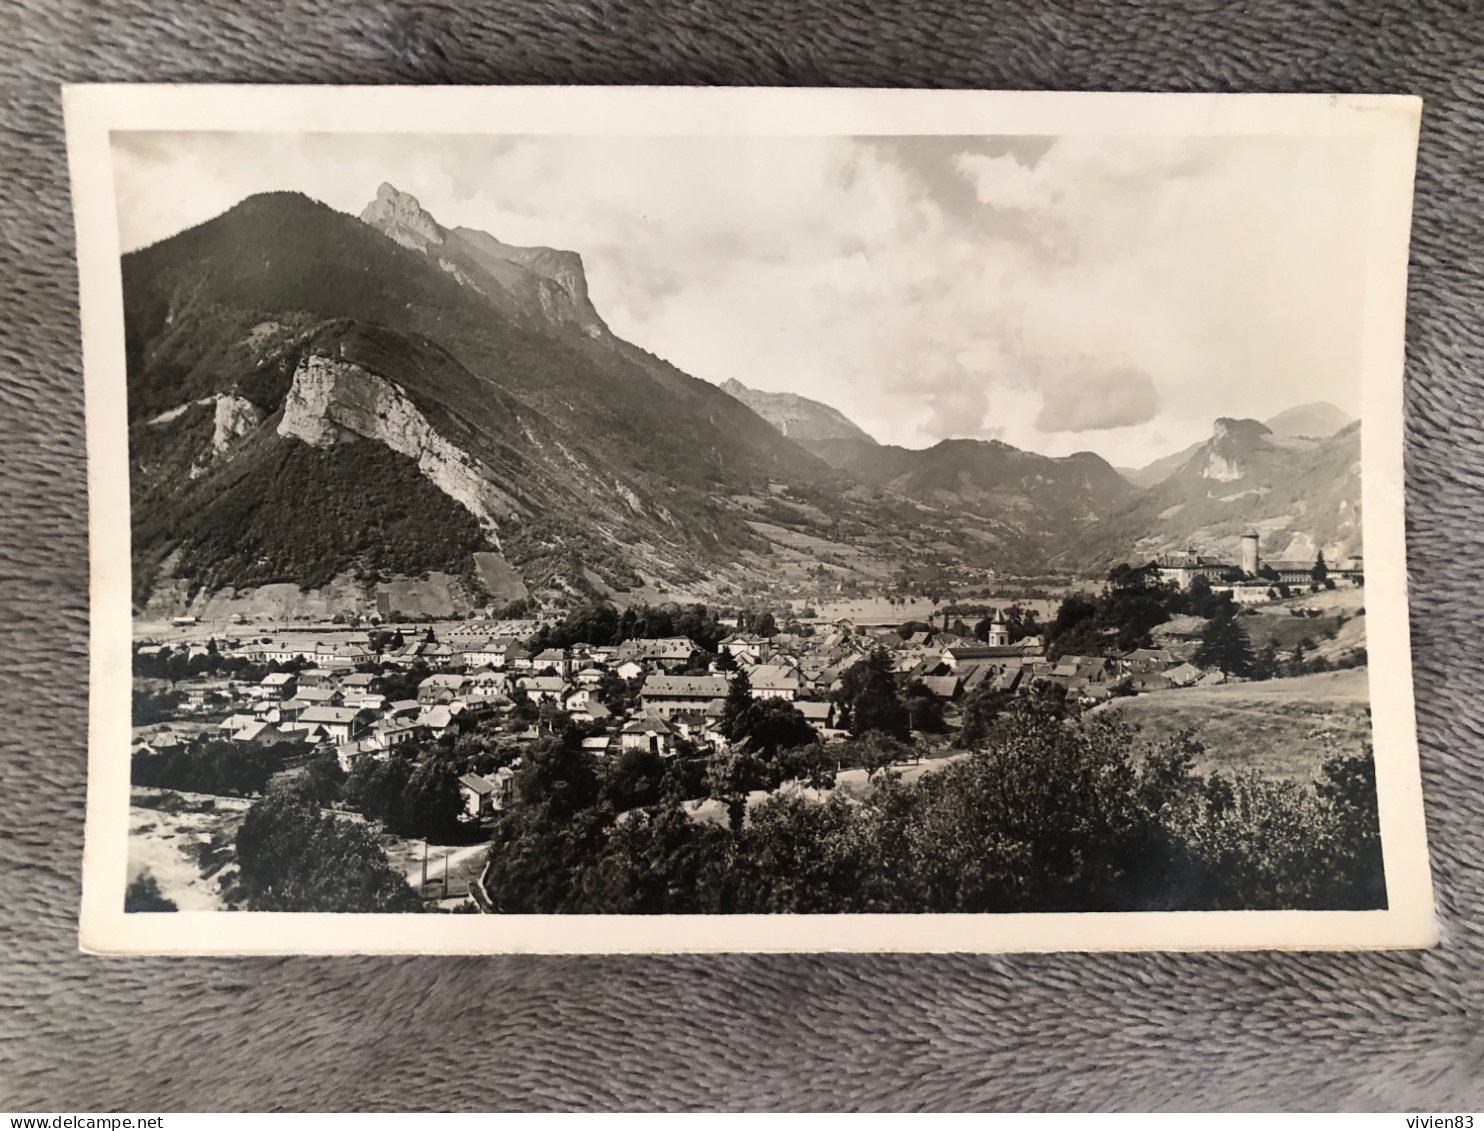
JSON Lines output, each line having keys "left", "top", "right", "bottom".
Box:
{"left": 65, "top": 85, "right": 1436, "bottom": 955}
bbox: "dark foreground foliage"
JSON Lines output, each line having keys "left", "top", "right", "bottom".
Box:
{"left": 123, "top": 871, "right": 178, "bottom": 912}
{"left": 232, "top": 790, "right": 421, "bottom": 913}
{"left": 131, "top": 740, "right": 301, "bottom": 798}
{"left": 484, "top": 698, "right": 1385, "bottom": 915}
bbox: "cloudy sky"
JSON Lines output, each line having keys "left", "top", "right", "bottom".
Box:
{"left": 113, "top": 130, "right": 1371, "bottom": 469}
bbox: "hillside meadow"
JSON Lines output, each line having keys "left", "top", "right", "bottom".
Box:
{"left": 1100, "top": 667, "right": 1372, "bottom": 780}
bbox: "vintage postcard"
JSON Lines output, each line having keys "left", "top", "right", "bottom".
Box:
{"left": 66, "top": 85, "right": 1435, "bottom": 954}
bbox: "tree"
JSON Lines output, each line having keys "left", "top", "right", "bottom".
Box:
{"left": 774, "top": 742, "right": 838, "bottom": 791}
{"left": 849, "top": 730, "right": 907, "bottom": 778}
{"left": 234, "top": 790, "right": 421, "bottom": 912}
{"left": 1193, "top": 611, "right": 1255, "bottom": 676}
{"left": 595, "top": 668, "right": 634, "bottom": 713}
{"left": 835, "top": 647, "right": 908, "bottom": 739}
{"left": 1311, "top": 551, "right": 1329, "bottom": 586}
{"left": 959, "top": 683, "right": 1012, "bottom": 748}
{"left": 1313, "top": 751, "right": 1385, "bottom": 909}
{"left": 730, "top": 697, "right": 818, "bottom": 758}
{"left": 752, "top": 611, "right": 778, "bottom": 638}
{"left": 401, "top": 761, "right": 465, "bottom": 842}
{"left": 300, "top": 746, "right": 347, "bottom": 806}
{"left": 344, "top": 756, "right": 413, "bottom": 827}
{"left": 1250, "top": 641, "right": 1281, "bottom": 682}
{"left": 482, "top": 739, "right": 612, "bottom": 912}
{"left": 706, "top": 747, "right": 767, "bottom": 833}
{"left": 603, "top": 747, "right": 668, "bottom": 812}
{"left": 719, "top": 669, "right": 754, "bottom": 741}
{"left": 901, "top": 680, "right": 946, "bottom": 733}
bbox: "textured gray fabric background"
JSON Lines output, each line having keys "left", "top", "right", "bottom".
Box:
{"left": 2, "top": 0, "right": 1482, "bottom": 1112}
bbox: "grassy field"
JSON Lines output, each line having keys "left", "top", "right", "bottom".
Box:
{"left": 1101, "top": 667, "right": 1372, "bottom": 781}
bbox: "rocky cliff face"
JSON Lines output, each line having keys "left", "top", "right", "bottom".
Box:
{"left": 1202, "top": 418, "right": 1273, "bottom": 481}
{"left": 277, "top": 353, "right": 520, "bottom": 540}
{"left": 359, "top": 182, "right": 446, "bottom": 251}
{"left": 447, "top": 225, "right": 607, "bottom": 336}
{"left": 212, "top": 394, "right": 263, "bottom": 454}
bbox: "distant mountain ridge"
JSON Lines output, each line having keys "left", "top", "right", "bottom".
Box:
{"left": 803, "top": 435, "right": 1139, "bottom": 539}
{"left": 720, "top": 378, "right": 878, "bottom": 443}
{"left": 1264, "top": 401, "right": 1354, "bottom": 440}
{"left": 1067, "top": 415, "right": 1362, "bottom": 569}
{"left": 1127, "top": 401, "right": 1355, "bottom": 488}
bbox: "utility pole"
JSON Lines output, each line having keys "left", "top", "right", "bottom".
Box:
{"left": 421, "top": 840, "right": 428, "bottom": 891}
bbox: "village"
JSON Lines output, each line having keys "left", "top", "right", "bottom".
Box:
{"left": 129, "top": 531, "right": 1367, "bottom": 911}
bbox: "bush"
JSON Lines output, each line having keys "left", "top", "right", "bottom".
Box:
{"left": 124, "top": 871, "right": 178, "bottom": 912}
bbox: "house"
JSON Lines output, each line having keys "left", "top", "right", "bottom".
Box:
{"left": 644, "top": 637, "right": 702, "bottom": 672}
{"left": 748, "top": 664, "right": 801, "bottom": 701}
{"left": 417, "top": 673, "right": 470, "bottom": 705}
{"left": 217, "top": 713, "right": 257, "bottom": 737}
{"left": 721, "top": 634, "right": 768, "bottom": 664}
{"left": 1152, "top": 614, "right": 1207, "bottom": 643}
{"left": 343, "top": 692, "right": 385, "bottom": 712}
{"left": 1224, "top": 584, "right": 1275, "bottom": 605}
{"left": 1121, "top": 648, "right": 1174, "bottom": 675}
{"left": 458, "top": 773, "right": 501, "bottom": 819}
{"left": 581, "top": 735, "right": 614, "bottom": 757}
{"left": 531, "top": 647, "right": 572, "bottom": 677}
{"left": 488, "top": 766, "right": 516, "bottom": 810}
{"left": 1129, "top": 673, "right": 1174, "bottom": 693}
{"left": 615, "top": 660, "right": 646, "bottom": 682}
{"left": 615, "top": 637, "right": 701, "bottom": 673}
{"left": 339, "top": 672, "right": 377, "bottom": 692}
{"left": 295, "top": 686, "right": 341, "bottom": 707}
{"left": 1166, "top": 662, "right": 1202, "bottom": 688}
{"left": 334, "top": 738, "right": 381, "bottom": 773}
{"left": 639, "top": 674, "right": 732, "bottom": 719}
{"left": 569, "top": 700, "right": 612, "bottom": 725}
{"left": 296, "top": 706, "right": 370, "bottom": 744}
{"left": 563, "top": 687, "right": 593, "bottom": 712}
{"left": 574, "top": 666, "right": 606, "bottom": 688}
{"left": 1155, "top": 549, "right": 1238, "bottom": 590}
{"left": 416, "top": 704, "right": 456, "bottom": 735}
{"left": 518, "top": 675, "right": 569, "bottom": 705}
{"left": 423, "top": 642, "right": 456, "bottom": 669}
{"left": 230, "top": 720, "right": 292, "bottom": 746}
{"left": 917, "top": 675, "right": 960, "bottom": 701}
{"left": 620, "top": 716, "right": 676, "bottom": 756}
{"left": 941, "top": 644, "right": 1033, "bottom": 671}
{"left": 795, "top": 701, "right": 836, "bottom": 728}
{"left": 256, "top": 671, "right": 297, "bottom": 700}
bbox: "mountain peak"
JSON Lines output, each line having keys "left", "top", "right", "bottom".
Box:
{"left": 721, "top": 379, "right": 877, "bottom": 444}
{"left": 1264, "top": 401, "right": 1354, "bottom": 439}
{"left": 1211, "top": 417, "right": 1272, "bottom": 443}
{"left": 360, "top": 183, "right": 445, "bottom": 252}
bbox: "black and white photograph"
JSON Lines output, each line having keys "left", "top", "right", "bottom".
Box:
{"left": 67, "top": 86, "right": 1434, "bottom": 953}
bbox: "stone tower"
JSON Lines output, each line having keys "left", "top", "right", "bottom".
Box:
{"left": 1240, "top": 531, "right": 1260, "bottom": 576}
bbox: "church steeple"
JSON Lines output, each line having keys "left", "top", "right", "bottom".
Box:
{"left": 988, "top": 615, "right": 1010, "bottom": 648}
